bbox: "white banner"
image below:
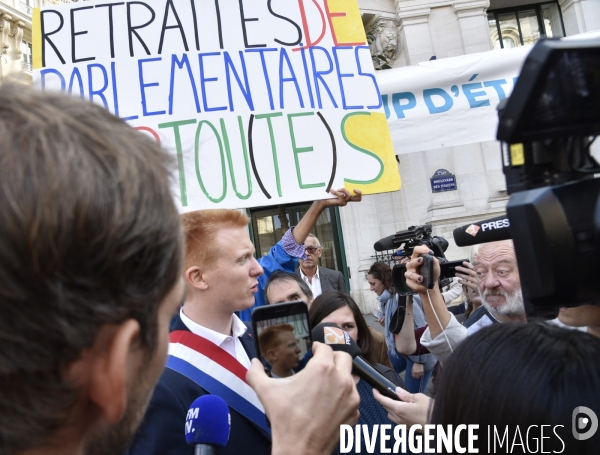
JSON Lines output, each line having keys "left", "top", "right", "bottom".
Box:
{"left": 375, "top": 46, "right": 531, "bottom": 155}
{"left": 376, "top": 29, "right": 600, "bottom": 155}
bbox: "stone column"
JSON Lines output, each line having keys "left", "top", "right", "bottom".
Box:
{"left": 559, "top": 0, "right": 600, "bottom": 36}
{"left": 396, "top": 6, "right": 433, "bottom": 65}
{"left": 452, "top": 0, "right": 493, "bottom": 55}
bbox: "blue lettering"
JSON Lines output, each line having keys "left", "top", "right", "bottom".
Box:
{"left": 199, "top": 52, "right": 227, "bottom": 112}
{"left": 356, "top": 46, "right": 381, "bottom": 109}
{"left": 169, "top": 53, "right": 201, "bottom": 115}
{"left": 278, "top": 47, "right": 304, "bottom": 109}
{"left": 309, "top": 46, "right": 338, "bottom": 109}
{"left": 391, "top": 92, "right": 416, "bottom": 118}
{"left": 225, "top": 51, "right": 254, "bottom": 111}
{"left": 87, "top": 63, "right": 109, "bottom": 109}
{"left": 139, "top": 57, "right": 166, "bottom": 116}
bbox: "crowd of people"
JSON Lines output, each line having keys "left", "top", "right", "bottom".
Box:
{"left": 1, "top": 86, "right": 599, "bottom": 455}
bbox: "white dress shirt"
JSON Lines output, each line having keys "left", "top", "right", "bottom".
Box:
{"left": 300, "top": 266, "right": 323, "bottom": 298}
{"left": 179, "top": 308, "right": 252, "bottom": 369}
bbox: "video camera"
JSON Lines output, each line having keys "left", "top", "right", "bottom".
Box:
{"left": 454, "top": 37, "right": 600, "bottom": 318}
{"left": 374, "top": 224, "right": 465, "bottom": 295}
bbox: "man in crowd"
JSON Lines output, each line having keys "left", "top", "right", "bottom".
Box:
{"left": 239, "top": 194, "right": 360, "bottom": 321}
{"left": 372, "top": 240, "right": 527, "bottom": 427}
{"left": 129, "top": 206, "right": 362, "bottom": 455}
{"left": 265, "top": 270, "right": 314, "bottom": 306}
{"left": 296, "top": 234, "right": 346, "bottom": 298}
{"left": 258, "top": 324, "right": 302, "bottom": 378}
{"left": 417, "top": 239, "right": 525, "bottom": 365}
{"left": 0, "top": 87, "right": 359, "bottom": 455}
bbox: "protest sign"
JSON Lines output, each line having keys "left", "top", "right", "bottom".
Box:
{"left": 32, "top": 0, "right": 401, "bottom": 211}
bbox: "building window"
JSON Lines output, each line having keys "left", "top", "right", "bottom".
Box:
{"left": 21, "top": 41, "right": 32, "bottom": 72}
{"left": 488, "top": 2, "right": 565, "bottom": 50}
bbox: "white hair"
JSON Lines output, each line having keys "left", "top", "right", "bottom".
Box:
{"left": 306, "top": 233, "right": 321, "bottom": 248}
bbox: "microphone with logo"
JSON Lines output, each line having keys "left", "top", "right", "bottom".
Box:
{"left": 311, "top": 322, "right": 401, "bottom": 401}
{"left": 185, "top": 395, "right": 231, "bottom": 455}
{"left": 452, "top": 215, "right": 511, "bottom": 247}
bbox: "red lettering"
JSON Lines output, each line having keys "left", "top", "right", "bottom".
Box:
{"left": 293, "top": 0, "right": 327, "bottom": 51}
{"left": 135, "top": 126, "right": 161, "bottom": 143}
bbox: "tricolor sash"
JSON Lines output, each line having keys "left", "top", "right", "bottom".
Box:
{"left": 167, "top": 330, "right": 271, "bottom": 435}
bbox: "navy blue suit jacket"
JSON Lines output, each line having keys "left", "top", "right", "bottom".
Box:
{"left": 127, "top": 316, "right": 271, "bottom": 455}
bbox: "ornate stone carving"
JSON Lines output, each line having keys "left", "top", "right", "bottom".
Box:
{"left": 15, "top": 21, "right": 24, "bottom": 53}
{"left": 366, "top": 17, "right": 400, "bottom": 70}
{"left": 0, "top": 14, "right": 12, "bottom": 55}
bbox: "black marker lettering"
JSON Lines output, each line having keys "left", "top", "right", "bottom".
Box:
{"left": 127, "top": 1, "right": 155, "bottom": 57}
{"left": 238, "top": 0, "right": 265, "bottom": 48}
{"left": 41, "top": 9, "right": 65, "bottom": 66}
{"left": 158, "top": 0, "right": 189, "bottom": 54}
{"left": 95, "top": 2, "right": 125, "bottom": 59}
{"left": 267, "top": 0, "right": 301, "bottom": 46}
{"left": 70, "top": 6, "right": 95, "bottom": 63}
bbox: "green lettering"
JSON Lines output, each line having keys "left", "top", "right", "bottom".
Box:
{"left": 158, "top": 118, "right": 197, "bottom": 206}
{"left": 288, "top": 112, "right": 325, "bottom": 189}
{"left": 255, "top": 112, "right": 283, "bottom": 197}
{"left": 221, "top": 116, "right": 252, "bottom": 200}
{"left": 195, "top": 120, "right": 227, "bottom": 203}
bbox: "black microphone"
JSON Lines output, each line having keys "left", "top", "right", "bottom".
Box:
{"left": 452, "top": 215, "right": 511, "bottom": 247}
{"left": 374, "top": 234, "right": 396, "bottom": 252}
{"left": 185, "top": 395, "right": 231, "bottom": 455}
{"left": 311, "top": 322, "right": 401, "bottom": 401}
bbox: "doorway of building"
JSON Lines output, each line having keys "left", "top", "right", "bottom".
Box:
{"left": 249, "top": 203, "right": 348, "bottom": 289}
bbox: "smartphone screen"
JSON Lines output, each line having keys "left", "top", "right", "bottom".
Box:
{"left": 251, "top": 301, "right": 312, "bottom": 378}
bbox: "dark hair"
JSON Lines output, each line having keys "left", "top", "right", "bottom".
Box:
{"left": 264, "top": 270, "right": 313, "bottom": 305}
{"left": 309, "top": 291, "right": 376, "bottom": 364}
{"left": 432, "top": 322, "right": 600, "bottom": 453}
{"left": 368, "top": 262, "right": 394, "bottom": 293}
{"left": 0, "top": 87, "right": 183, "bottom": 454}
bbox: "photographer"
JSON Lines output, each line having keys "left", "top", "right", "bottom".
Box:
{"left": 405, "top": 240, "right": 526, "bottom": 366}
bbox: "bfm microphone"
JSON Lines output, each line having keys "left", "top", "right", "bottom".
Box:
{"left": 185, "top": 395, "right": 231, "bottom": 455}
{"left": 452, "top": 215, "right": 511, "bottom": 247}
{"left": 311, "top": 322, "right": 401, "bottom": 401}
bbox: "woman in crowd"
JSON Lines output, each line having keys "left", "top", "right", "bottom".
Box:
{"left": 368, "top": 262, "right": 436, "bottom": 393}
{"left": 367, "top": 262, "right": 406, "bottom": 372}
{"left": 309, "top": 291, "right": 408, "bottom": 455}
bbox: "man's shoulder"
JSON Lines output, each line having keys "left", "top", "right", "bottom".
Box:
{"left": 319, "top": 266, "right": 342, "bottom": 277}
{"left": 463, "top": 305, "right": 488, "bottom": 328}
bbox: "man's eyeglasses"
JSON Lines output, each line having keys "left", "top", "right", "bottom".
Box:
{"left": 305, "top": 246, "right": 319, "bottom": 254}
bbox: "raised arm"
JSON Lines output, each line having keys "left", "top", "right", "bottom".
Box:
{"left": 292, "top": 188, "right": 362, "bottom": 244}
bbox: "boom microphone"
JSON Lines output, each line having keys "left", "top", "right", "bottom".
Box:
{"left": 452, "top": 215, "right": 512, "bottom": 247}
{"left": 374, "top": 234, "right": 396, "bottom": 252}
{"left": 311, "top": 323, "right": 401, "bottom": 401}
{"left": 185, "top": 395, "right": 231, "bottom": 455}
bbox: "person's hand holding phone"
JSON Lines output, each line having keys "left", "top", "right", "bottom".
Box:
{"left": 247, "top": 342, "right": 360, "bottom": 455}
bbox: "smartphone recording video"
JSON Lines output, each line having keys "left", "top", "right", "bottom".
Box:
{"left": 251, "top": 301, "right": 312, "bottom": 378}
